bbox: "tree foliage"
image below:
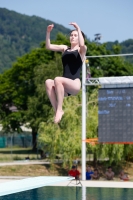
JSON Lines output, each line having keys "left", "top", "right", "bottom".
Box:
{"left": 87, "top": 42, "right": 133, "bottom": 78}
{"left": 106, "top": 39, "right": 133, "bottom": 64}
{"left": 38, "top": 93, "right": 82, "bottom": 167}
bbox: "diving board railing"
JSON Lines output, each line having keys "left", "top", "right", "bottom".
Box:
{"left": 81, "top": 53, "right": 133, "bottom": 181}
{"left": 0, "top": 176, "right": 74, "bottom": 197}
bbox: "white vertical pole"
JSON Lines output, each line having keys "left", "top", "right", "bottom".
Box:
{"left": 82, "top": 61, "right": 86, "bottom": 180}
{"left": 82, "top": 187, "right": 86, "bottom": 200}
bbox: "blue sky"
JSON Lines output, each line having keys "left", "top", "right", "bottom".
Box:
{"left": 0, "top": 0, "right": 133, "bottom": 43}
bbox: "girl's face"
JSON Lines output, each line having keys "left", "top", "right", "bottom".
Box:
{"left": 70, "top": 30, "right": 79, "bottom": 45}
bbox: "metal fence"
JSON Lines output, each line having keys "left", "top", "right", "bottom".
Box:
{"left": 0, "top": 135, "right": 32, "bottom": 148}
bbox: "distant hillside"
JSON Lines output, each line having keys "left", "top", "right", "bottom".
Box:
{"left": 106, "top": 39, "right": 133, "bottom": 64}
{"left": 0, "top": 8, "right": 70, "bottom": 72}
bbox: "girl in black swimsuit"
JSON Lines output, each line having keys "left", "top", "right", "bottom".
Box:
{"left": 45, "top": 22, "right": 87, "bottom": 123}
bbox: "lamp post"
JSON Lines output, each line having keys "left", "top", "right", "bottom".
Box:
{"left": 94, "top": 33, "right": 102, "bottom": 44}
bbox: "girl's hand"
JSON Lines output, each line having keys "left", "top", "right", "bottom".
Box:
{"left": 69, "top": 22, "right": 79, "bottom": 30}
{"left": 47, "top": 24, "right": 54, "bottom": 32}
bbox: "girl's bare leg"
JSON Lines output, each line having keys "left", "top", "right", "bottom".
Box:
{"left": 54, "top": 77, "right": 81, "bottom": 123}
{"left": 54, "top": 77, "right": 65, "bottom": 123}
{"left": 45, "top": 79, "right": 57, "bottom": 113}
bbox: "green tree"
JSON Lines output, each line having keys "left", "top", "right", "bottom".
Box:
{"left": 38, "top": 92, "right": 82, "bottom": 167}
{"left": 86, "top": 42, "right": 133, "bottom": 78}
{"left": 0, "top": 32, "right": 69, "bottom": 148}
{"left": 0, "top": 46, "right": 55, "bottom": 147}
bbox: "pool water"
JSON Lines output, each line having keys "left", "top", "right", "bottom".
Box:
{"left": 0, "top": 186, "right": 133, "bottom": 200}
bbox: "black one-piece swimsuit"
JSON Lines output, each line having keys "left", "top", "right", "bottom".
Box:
{"left": 62, "top": 48, "right": 83, "bottom": 96}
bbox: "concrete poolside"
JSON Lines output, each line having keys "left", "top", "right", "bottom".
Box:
{"left": 0, "top": 176, "right": 133, "bottom": 188}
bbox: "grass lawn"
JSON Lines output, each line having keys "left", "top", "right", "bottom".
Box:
{"left": 0, "top": 147, "right": 38, "bottom": 161}
{"left": 0, "top": 148, "right": 133, "bottom": 181}
{"left": 0, "top": 162, "right": 133, "bottom": 181}
{"left": 0, "top": 164, "right": 67, "bottom": 176}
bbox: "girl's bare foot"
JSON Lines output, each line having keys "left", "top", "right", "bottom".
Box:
{"left": 54, "top": 110, "right": 64, "bottom": 123}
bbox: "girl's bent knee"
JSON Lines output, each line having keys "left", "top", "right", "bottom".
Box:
{"left": 54, "top": 77, "right": 62, "bottom": 84}
{"left": 45, "top": 79, "right": 51, "bottom": 84}
{"left": 45, "top": 79, "right": 53, "bottom": 88}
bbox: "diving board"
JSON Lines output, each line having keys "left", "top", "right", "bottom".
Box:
{"left": 0, "top": 176, "right": 74, "bottom": 197}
